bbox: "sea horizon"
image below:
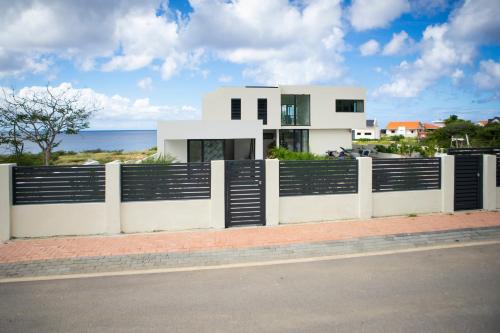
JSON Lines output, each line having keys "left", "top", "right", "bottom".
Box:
{"left": 0, "top": 129, "right": 158, "bottom": 154}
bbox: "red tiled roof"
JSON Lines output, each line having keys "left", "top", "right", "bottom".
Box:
{"left": 424, "top": 123, "right": 439, "bottom": 129}
{"left": 386, "top": 121, "right": 422, "bottom": 130}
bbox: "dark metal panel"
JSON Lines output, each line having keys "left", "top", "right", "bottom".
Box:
{"left": 279, "top": 160, "right": 358, "bottom": 196}
{"left": 225, "top": 160, "right": 266, "bottom": 227}
{"left": 13, "top": 165, "right": 106, "bottom": 205}
{"left": 454, "top": 155, "right": 482, "bottom": 211}
{"left": 121, "top": 162, "right": 211, "bottom": 202}
{"left": 372, "top": 158, "right": 441, "bottom": 192}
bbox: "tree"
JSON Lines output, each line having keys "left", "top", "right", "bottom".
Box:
{"left": 0, "top": 99, "right": 25, "bottom": 160}
{"left": 1, "top": 85, "right": 99, "bottom": 165}
{"left": 425, "top": 115, "right": 478, "bottom": 148}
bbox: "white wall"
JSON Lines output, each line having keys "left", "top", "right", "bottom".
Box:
{"left": 11, "top": 203, "right": 106, "bottom": 238}
{"left": 203, "top": 85, "right": 366, "bottom": 130}
{"left": 157, "top": 120, "right": 263, "bottom": 162}
{"left": 309, "top": 129, "right": 352, "bottom": 154}
{"left": 372, "top": 190, "right": 442, "bottom": 217}
{"left": 497, "top": 188, "right": 500, "bottom": 209}
{"left": 203, "top": 87, "right": 281, "bottom": 129}
{"left": 279, "top": 194, "right": 358, "bottom": 224}
{"left": 353, "top": 127, "right": 380, "bottom": 140}
{"left": 121, "top": 200, "right": 211, "bottom": 233}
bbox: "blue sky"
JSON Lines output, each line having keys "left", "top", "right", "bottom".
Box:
{"left": 0, "top": 0, "right": 499, "bottom": 129}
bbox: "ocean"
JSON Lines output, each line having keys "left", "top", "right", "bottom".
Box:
{"left": 0, "top": 130, "right": 157, "bottom": 154}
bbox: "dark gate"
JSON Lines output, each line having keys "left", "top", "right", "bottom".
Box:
{"left": 225, "top": 160, "right": 265, "bottom": 227}
{"left": 454, "top": 155, "right": 482, "bottom": 210}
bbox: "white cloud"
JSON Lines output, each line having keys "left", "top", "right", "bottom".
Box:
{"left": 451, "top": 69, "right": 464, "bottom": 85}
{"left": 8, "top": 82, "right": 199, "bottom": 129}
{"left": 474, "top": 59, "right": 500, "bottom": 89}
{"left": 382, "top": 31, "right": 414, "bottom": 56}
{"left": 359, "top": 40, "right": 380, "bottom": 56}
{"left": 374, "top": 0, "right": 500, "bottom": 98}
{"left": 374, "top": 24, "right": 474, "bottom": 98}
{"left": 350, "top": 0, "right": 410, "bottom": 31}
{"left": 137, "top": 77, "right": 153, "bottom": 91}
{"left": 183, "top": 0, "right": 346, "bottom": 85}
{"left": 0, "top": 0, "right": 348, "bottom": 85}
{"left": 218, "top": 74, "right": 232, "bottom": 83}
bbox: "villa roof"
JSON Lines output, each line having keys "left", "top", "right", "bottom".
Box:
{"left": 386, "top": 121, "right": 422, "bottom": 130}
{"left": 423, "top": 123, "right": 439, "bottom": 130}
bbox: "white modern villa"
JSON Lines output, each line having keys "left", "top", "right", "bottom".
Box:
{"left": 157, "top": 85, "right": 366, "bottom": 162}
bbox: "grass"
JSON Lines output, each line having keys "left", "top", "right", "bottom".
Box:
{"left": 0, "top": 147, "right": 158, "bottom": 165}
{"left": 408, "top": 213, "right": 418, "bottom": 217}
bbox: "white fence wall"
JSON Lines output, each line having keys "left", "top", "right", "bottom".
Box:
{"left": 0, "top": 154, "right": 497, "bottom": 240}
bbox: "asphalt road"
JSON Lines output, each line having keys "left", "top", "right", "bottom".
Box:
{"left": 1, "top": 243, "right": 500, "bottom": 333}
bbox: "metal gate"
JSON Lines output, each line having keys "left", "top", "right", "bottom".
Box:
{"left": 454, "top": 155, "right": 482, "bottom": 210}
{"left": 225, "top": 160, "right": 265, "bottom": 227}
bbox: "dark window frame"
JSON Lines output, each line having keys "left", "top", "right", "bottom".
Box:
{"left": 281, "top": 94, "right": 311, "bottom": 126}
{"left": 188, "top": 139, "right": 226, "bottom": 162}
{"left": 257, "top": 98, "right": 267, "bottom": 125}
{"left": 231, "top": 98, "right": 241, "bottom": 120}
{"left": 279, "top": 129, "right": 309, "bottom": 153}
{"left": 335, "top": 99, "right": 364, "bottom": 113}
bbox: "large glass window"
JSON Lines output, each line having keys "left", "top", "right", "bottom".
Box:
{"left": 336, "top": 100, "right": 364, "bottom": 113}
{"left": 188, "top": 140, "right": 224, "bottom": 162}
{"left": 279, "top": 130, "right": 309, "bottom": 152}
{"left": 281, "top": 95, "right": 310, "bottom": 126}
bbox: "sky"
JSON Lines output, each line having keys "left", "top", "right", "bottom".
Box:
{"left": 0, "top": 0, "right": 499, "bottom": 130}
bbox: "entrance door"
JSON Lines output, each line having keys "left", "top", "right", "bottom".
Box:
{"left": 225, "top": 160, "right": 265, "bottom": 227}
{"left": 454, "top": 155, "right": 482, "bottom": 210}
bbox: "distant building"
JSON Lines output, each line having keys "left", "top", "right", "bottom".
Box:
{"left": 431, "top": 120, "right": 446, "bottom": 128}
{"left": 478, "top": 120, "right": 488, "bottom": 127}
{"left": 487, "top": 116, "right": 500, "bottom": 124}
{"left": 384, "top": 121, "right": 424, "bottom": 138}
{"left": 352, "top": 119, "right": 380, "bottom": 140}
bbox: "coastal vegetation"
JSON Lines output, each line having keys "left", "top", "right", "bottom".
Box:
{"left": 0, "top": 85, "right": 98, "bottom": 165}
{"left": 0, "top": 147, "right": 158, "bottom": 166}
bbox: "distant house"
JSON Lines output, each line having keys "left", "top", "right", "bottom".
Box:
{"left": 352, "top": 119, "right": 380, "bottom": 140}
{"left": 421, "top": 123, "right": 439, "bottom": 138}
{"left": 431, "top": 120, "right": 446, "bottom": 128}
{"left": 487, "top": 116, "right": 500, "bottom": 124}
{"left": 384, "top": 121, "right": 424, "bottom": 138}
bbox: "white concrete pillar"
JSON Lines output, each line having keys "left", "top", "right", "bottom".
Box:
{"left": 357, "top": 157, "right": 372, "bottom": 219}
{"left": 255, "top": 136, "right": 264, "bottom": 160}
{"left": 483, "top": 154, "right": 497, "bottom": 210}
{"left": 440, "top": 155, "right": 455, "bottom": 213}
{"left": 265, "top": 159, "right": 279, "bottom": 226}
{"left": 105, "top": 161, "right": 121, "bottom": 234}
{"left": 210, "top": 160, "right": 225, "bottom": 229}
{"left": 0, "top": 164, "right": 15, "bottom": 241}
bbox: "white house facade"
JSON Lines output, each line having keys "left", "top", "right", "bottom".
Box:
{"left": 352, "top": 119, "right": 380, "bottom": 140}
{"left": 157, "top": 85, "right": 366, "bottom": 162}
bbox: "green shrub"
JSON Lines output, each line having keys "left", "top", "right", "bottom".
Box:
{"left": 267, "top": 147, "right": 327, "bottom": 160}
{"left": 141, "top": 153, "right": 176, "bottom": 164}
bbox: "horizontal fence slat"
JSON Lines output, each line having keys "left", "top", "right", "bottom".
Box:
{"left": 372, "top": 158, "right": 441, "bottom": 193}
{"left": 13, "top": 165, "right": 105, "bottom": 205}
{"left": 121, "top": 163, "right": 211, "bottom": 202}
{"left": 279, "top": 160, "right": 358, "bottom": 196}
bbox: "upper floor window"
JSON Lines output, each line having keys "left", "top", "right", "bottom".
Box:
{"left": 231, "top": 98, "right": 241, "bottom": 120}
{"left": 257, "top": 98, "right": 267, "bottom": 125}
{"left": 336, "top": 99, "right": 364, "bottom": 113}
{"left": 281, "top": 95, "right": 310, "bottom": 126}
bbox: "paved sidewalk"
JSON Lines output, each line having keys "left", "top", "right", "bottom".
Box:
{"left": 0, "top": 211, "right": 499, "bottom": 265}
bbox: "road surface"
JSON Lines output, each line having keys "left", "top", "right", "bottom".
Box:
{"left": 1, "top": 243, "right": 499, "bottom": 332}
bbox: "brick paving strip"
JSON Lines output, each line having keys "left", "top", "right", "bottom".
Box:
{"left": 0, "top": 211, "right": 499, "bottom": 278}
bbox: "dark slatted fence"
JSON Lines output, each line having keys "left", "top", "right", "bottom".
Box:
{"left": 121, "top": 163, "right": 210, "bottom": 202}
{"left": 13, "top": 165, "right": 105, "bottom": 205}
{"left": 279, "top": 160, "right": 358, "bottom": 196}
{"left": 448, "top": 148, "right": 500, "bottom": 186}
{"left": 372, "top": 158, "right": 441, "bottom": 192}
